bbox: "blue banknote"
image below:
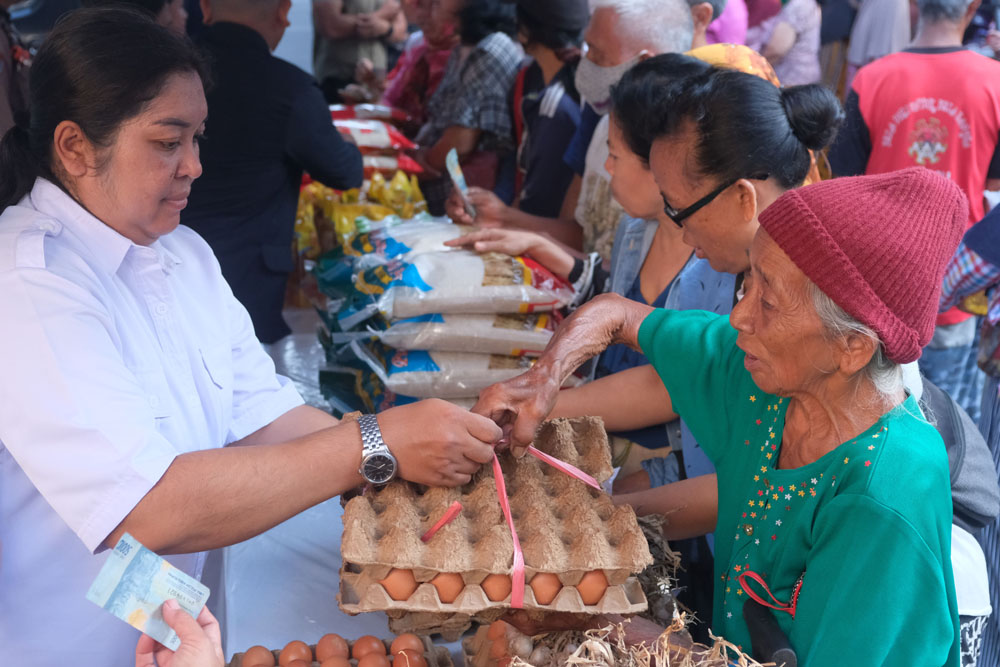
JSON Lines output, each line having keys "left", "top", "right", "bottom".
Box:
{"left": 86, "top": 533, "right": 209, "bottom": 650}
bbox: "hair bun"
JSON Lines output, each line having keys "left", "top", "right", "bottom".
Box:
{"left": 780, "top": 84, "right": 845, "bottom": 152}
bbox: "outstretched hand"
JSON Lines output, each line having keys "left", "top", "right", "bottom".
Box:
{"left": 135, "top": 600, "right": 224, "bottom": 667}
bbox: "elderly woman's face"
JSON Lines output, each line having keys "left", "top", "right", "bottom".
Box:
{"left": 605, "top": 115, "right": 662, "bottom": 220}
{"left": 67, "top": 72, "right": 206, "bottom": 246}
{"left": 730, "top": 229, "right": 840, "bottom": 396}
{"left": 649, "top": 122, "right": 759, "bottom": 275}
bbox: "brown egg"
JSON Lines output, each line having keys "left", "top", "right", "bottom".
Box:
{"left": 481, "top": 573, "right": 512, "bottom": 601}
{"left": 278, "top": 640, "right": 312, "bottom": 666}
{"left": 241, "top": 645, "right": 276, "bottom": 667}
{"left": 286, "top": 661, "right": 310, "bottom": 667}
{"left": 430, "top": 572, "right": 465, "bottom": 604}
{"left": 358, "top": 653, "right": 392, "bottom": 667}
{"left": 529, "top": 572, "right": 562, "bottom": 605}
{"left": 489, "top": 638, "right": 508, "bottom": 659}
{"left": 320, "top": 658, "right": 352, "bottom": 667}
{"left": 379, "top": 568, "right": 419, "bottom": 601}
{"left": 389, "top": 633, "right": 424, "bottom": 656}
{"left": 352, "top": 635, "right": 387, "bottom": 660}
{"left": 316, "top": 633, "right": 350, "bottom": 661}
{"left": 487, "top": 620, "right": 508, "bottom": 640}
{"left": 577, "top": 570, "right": 609, "bottom": 605}
{"left": 393, "top": 649, "right": 428, "bottom": 667}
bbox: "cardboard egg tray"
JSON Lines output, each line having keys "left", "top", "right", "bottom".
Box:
{"left": 227, "top": 635, "right": 453, "bottom": 667}
{"left": 338, "top": 417, "right": 653, "bottom": 624}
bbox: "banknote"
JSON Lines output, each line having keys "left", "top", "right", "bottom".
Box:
{"left": 446, "top": 148, "right": 476, "bottom": 218}
{"left": 86, "top": 533, "right": 209, "bottom": 650}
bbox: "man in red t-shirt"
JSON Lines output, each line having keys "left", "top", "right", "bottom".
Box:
{"left": 829, "top": 0, "right": 1000, "bottom": 426}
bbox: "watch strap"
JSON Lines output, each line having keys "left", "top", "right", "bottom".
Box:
{"left": 358, "top": 413, "right": 386, "bottom": 456}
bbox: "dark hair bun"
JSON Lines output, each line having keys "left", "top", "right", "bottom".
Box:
{"left": 780, "top": 84, "right": 845, "bottom": 152}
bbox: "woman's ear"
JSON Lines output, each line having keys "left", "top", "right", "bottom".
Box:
{"left": 838, "top": 333, "right": 879, "bottom": 377}
{"left": 735, "top": 178, "right": 759, "bottom": 226}
{"left": 51, "top": 120, "right": 95, "bottom": 179}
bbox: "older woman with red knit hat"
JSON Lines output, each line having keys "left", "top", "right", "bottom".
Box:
{"left": 474, "top": 167, "right": 966, "bottom": 666}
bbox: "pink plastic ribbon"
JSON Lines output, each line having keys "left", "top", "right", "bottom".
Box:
{"left": 420, "top": 500, "right": 463, "bottom": 543}
{"left": 493, "top": 453, "right": 525, "bottom": 608}
{"left": 526, "top": 446, "right": 602, "bottom": 490}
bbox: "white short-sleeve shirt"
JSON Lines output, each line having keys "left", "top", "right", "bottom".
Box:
{"left": 0, "top": 179, "right": 304, "bottom": 666}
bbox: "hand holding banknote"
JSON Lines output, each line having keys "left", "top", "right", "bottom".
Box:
{"left": 135, "top": 599, "right": 224, "bottom": 667}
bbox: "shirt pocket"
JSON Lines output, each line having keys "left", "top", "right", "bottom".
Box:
{"left": 200, "top": 345, "right": 234, "bottom": 393}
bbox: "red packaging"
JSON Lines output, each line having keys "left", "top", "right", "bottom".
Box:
{"left": 335, "top": 118, "right": 416, "bottom": 153}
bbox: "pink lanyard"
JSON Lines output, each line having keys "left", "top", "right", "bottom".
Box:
{"left": 738, "top": 570, "right": 805, "bottom": 618}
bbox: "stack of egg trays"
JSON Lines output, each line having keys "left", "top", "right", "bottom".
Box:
{"left": 338, "top": 417, "right": 652, "bottom": 624}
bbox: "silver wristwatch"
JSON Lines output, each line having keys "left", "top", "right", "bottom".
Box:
{"left": 357, "top": 414, "right": 398, "bottom": 485}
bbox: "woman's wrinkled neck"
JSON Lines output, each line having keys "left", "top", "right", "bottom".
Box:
{"left": 780, "top": 378, "right": 902, "bottom": 468}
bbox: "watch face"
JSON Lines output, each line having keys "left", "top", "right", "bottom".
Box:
{"left": 362, "top": 453, "right": 397, "bottom": 485}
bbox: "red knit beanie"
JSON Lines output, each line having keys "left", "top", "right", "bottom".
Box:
{"left": 757, "top": 168, "right": 967, "bottom": 364}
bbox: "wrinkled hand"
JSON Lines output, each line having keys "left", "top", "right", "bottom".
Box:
{"left": 472, "top": 366, "right": 561, "bottom": 456}
{"left": 444, "top": 228, "right": 543, "bottom": 257}
{"left": 445, "top": 186, "right": 508, "bottom": 226}
{"left": 135, "top": 600, "right": 224, "bottom": 667}
{"left": 379, "top": 399, "right": 501, "bottom": 485}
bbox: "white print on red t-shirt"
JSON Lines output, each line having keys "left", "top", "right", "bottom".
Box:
{"left": 882, "top": 97, "right": 972, "bottom": 150}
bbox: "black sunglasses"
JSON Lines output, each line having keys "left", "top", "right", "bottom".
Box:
{"left": 663, "top": 173, "right": 770, "bottom": 228}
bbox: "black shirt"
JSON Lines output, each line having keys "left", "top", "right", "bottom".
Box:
{"left": 183, "top": 22, "right": 362, "bottom": 341}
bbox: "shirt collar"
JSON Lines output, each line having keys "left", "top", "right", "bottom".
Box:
{"left": 27, "top": 178, "right": 181, "bottom": 276}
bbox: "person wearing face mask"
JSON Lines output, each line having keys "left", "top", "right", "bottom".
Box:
{"left": 180, "top": 0, "right": 363, "bottom": 345}
{"left": 446, "top": 0, "right": 694, "bottom": 261}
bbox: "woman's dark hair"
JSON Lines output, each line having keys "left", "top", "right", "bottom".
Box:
{"left": 0, "top": 7, "right": 208, "bottom": 210}
{"left": 608, "top": 53, "right": 712, "bottom": 164}
{"left": 515, "top": 6, "right": 583, "bottom": 62}
{"left": 459, "top": 0, "right": 517, "bottom": 45}
{"left": 80, "top": 0, "right": 169, "bottom": 18}
{"left": 657, "top": 68, "right": 844, "bottom": 189}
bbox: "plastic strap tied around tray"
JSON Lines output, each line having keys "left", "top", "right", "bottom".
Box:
{"left": 491, "top": 445, "right": 602, "bottom": 608}
{"left": 421, "top": 501, "right": 463, "bottom": 542}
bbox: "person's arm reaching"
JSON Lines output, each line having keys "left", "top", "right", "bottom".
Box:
{"left": 445, "top": 178, "right": 585, "bottom": 250}
{"left": 614, "top": 474, "right": 718, "bottom": 540}
{"left": 473, "top": 293, "right": 653, "bottom": 451}
{"left": 104, "top": 399, "right": 501, "bottom": 555}
{"left": 445, "top": 228, "right": 576, "bottom": 279}
{"left": 549, "top": 365, "right": 676, "bottom": 431}
{"left": 286, "top": 83, "right": 364, "bottom": 190}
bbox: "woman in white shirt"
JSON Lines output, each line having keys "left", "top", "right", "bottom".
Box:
{"left": 0, "top": 9, "right": 501, "bottom": 666}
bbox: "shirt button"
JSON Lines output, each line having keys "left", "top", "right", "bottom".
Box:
{"left": 149, "top": 395, "right": 160, "bottom": 408}
{"left": 37, "top": 221, "right": 58, "bottom": 233}
{"left": 744, "top": 524, "right": 754, "bottom": 536}
{"left": 155, "top": 303, "right": 169, "bottom": 315}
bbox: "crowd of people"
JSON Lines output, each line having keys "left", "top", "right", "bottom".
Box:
{"left": 3, "top": 0, "right": 1000, "bottom": 666}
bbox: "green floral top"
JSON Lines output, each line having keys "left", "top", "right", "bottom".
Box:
{"left": 638, "top": 309, "right": 959, "bottom": 666}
